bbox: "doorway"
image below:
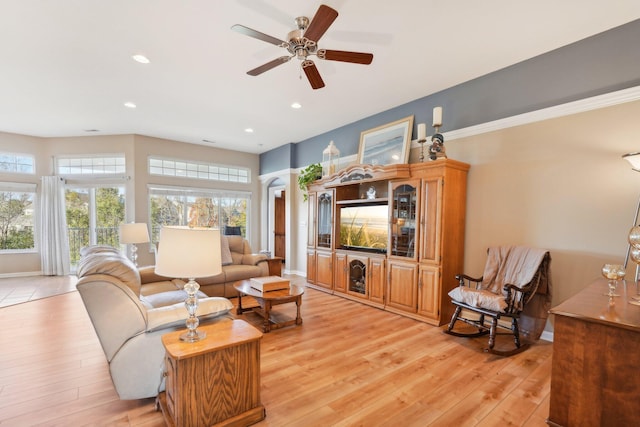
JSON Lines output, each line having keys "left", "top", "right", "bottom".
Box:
{"left": 273, "top": 189, "right": 286, "bottom": 260}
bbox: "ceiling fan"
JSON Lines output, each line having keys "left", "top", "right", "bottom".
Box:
{"left": 231, "top": 4, "right": 373, "bottom": 89}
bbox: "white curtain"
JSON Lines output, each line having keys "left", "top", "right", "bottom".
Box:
{"left": 40, "top": 176, "right": 70, "bottom": 275}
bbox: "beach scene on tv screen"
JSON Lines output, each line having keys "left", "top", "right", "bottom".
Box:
{"left": 339, "top": 205, "right": 388, "bottom": 250}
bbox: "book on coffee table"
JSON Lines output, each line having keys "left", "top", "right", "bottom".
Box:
{"left": 250, "top": 276, "right": 290, "bottom": 292}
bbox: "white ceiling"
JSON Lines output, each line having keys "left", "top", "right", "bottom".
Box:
{"left": 2, "top": 1, "right": 640, "bottom": 154}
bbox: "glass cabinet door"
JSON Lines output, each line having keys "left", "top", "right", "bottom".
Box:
{"left": 389, "top": 180, "right": 420, "bottom": 260}
{"left": 348, "top": 257, "right": 367, "bottom": 296}
{"left": 316, "top": 191, "right": 333, "bottom": 248}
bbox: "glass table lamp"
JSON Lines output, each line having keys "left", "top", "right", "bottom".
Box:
{"left": 119, "top": 222, "right": 150, "bottom": 267}
{"left": 155, "top": 226, "right": 222, "bottom": 342}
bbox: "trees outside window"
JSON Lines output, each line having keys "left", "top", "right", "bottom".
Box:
{"left": 149, "top": 188, "right": 249, "bottom": 242}
{"left": 0, "top": 190, "right": 34, "bottom": 250}
{"left": 65, "top": 186, "right": 125, "bottom": 266}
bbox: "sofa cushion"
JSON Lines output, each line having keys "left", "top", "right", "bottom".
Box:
{"left": 223, "top": 264, "right": 264, "bottom": 282}
{"left": 226, "top": 235, "right": 245, "bottom": 253}
{"left": 195, "top": 272, "right": 227, "bottom": 287}
{"left": 220, "top": 235, "right": 233, "bottom": 266}
{"left": 77, "top": 254, "right": 142, "bottom": 296}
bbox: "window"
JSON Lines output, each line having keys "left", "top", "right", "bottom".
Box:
{"left": 149, "top": 185, "right": 250, "bottom": 242}
{"left": 0, "top": 153, "right": 35, "bottom": 174}
{"left": 56, "top": 154, "right": 125, "bottom": 176}
{"left": 65, "top": 186, "right": 125, "bottom": 267}
{"left": 0, "top": 182, "right": 36, "bottom": 251}
{"left": 148, "top": 156, "right": 250, "bottom": 183}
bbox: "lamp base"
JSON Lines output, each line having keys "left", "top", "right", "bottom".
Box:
{"left": 130, "top": 244, "right": 138, "bottom": 267}
{"left": 179, "top": 330, "right": 207, "bottom": 342}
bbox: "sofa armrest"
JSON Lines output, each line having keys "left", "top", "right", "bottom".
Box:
{"left": 139, "top": 266, "right": 175, "bottom": 284}
{"left": 242, "top": 253, "right": 268, "bottom": 266}
{"left": 145, "top": 297, "right": 233, "bottom": 332}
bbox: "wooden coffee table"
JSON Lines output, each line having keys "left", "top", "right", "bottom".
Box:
{"left": 234, "top": 279, "right": 304, "bottom": 333}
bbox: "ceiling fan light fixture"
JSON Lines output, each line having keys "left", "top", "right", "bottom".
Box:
{"left": 232, "top": 4, "right": 372, "bottom": 90}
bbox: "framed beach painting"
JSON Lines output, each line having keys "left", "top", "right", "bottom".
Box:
{"left": 357, "top": 115, "right": 414, "bottom": 165}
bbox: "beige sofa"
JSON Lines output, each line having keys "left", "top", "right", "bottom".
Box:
{"left": 194, "top": 235, "right": 270, "bottom": 297}
{"left": 76, "top": 245, "right": 233, "bottom": 399}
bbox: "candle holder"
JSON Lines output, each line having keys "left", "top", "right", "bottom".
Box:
{"left": 418, "top": 136, "right": 428, "bottom": 162}
{"left": 428, "top": 107, "right": 447, "bottom": 161}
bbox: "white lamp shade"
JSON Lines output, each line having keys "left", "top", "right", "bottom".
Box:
{"left": 623, "top": 152, "right": 640, "bottom": 171}
{"left": 119, "top": 223, "right": 150, "bottom": 244}
{"left": 155, "top": 226, "right": 222, "bottom": 278}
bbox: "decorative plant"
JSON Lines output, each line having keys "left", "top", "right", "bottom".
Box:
{"left": 298, "top": 163, "right": 323, "bottom": 202}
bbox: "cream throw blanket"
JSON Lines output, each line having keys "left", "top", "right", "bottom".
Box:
{"left": 481, "top": 246, "right": 552, "bottom": 340}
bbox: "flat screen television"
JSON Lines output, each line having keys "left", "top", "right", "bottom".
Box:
{"left": 339, "top": 204, "right": 388, "bottom": 254}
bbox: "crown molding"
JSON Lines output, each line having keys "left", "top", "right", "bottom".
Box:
{"left": 444, "top": 85, "right": 640, "bottom": 142}
{"left": 409, "top": 85, "right": 640, "bottom": 149}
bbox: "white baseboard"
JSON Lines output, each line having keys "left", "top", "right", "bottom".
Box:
{"left": 284, "top": 269, "right": 306, "bottom": 277}
{"left": 0, "top": 271, "right": 42, "bottom": 279}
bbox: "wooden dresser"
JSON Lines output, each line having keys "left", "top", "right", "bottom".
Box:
{"left": 157, "top": 319, "right": 265, "bottom": 427}
{"left": 548, "top": 278, "right": 640, "bottom": 426}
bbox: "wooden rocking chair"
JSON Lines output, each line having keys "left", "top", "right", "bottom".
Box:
{"left": 445, "top": 246, "right": 551, "bottom": 356}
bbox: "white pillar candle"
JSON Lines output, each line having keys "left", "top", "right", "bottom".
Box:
{"left": 417, "top": 123, "right": 426, "bottom": 141}
{"left": 432, "top": 107, "right": 443, "bottom": 127}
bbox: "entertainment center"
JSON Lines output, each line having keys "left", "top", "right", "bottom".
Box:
{"left": 306, "top": 160, "right": 469, "bottom": 326}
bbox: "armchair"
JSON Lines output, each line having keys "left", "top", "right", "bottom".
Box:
{"left": 445, "top": 246, "right": 551, "bottom": 356}
{"left": 76, "top": 247, "right": 233, "bottom": 399}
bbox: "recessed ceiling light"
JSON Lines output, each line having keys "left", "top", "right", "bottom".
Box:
{"left": 245, "top": 128, "right": 254, "bottom": 133}
{"left": 124, "top": 102, "right": 137, "bottom": 109}
{"left": 291, "top": 102, "right": 302, "bottom": 109}
{"left": 132, "top": 54, "right": 150, "bottom": 64}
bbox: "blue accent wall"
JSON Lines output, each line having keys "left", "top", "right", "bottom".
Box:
{"left": 260, "top": 19, "right": 640, "bottom": 174}
{"left": 259, "top": 142, "right": 294, "bottom": 174}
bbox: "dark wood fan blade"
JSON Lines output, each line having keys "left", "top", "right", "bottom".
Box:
{"left": 231, "top": 24, "right": 287, "bottom": 46}
{"left": 302, "top": 60, "right": 325, "bottom": 89}
{"left": 247, "top": 56, "right": 291, "bottom": 76}
{"left": 303, "top": 4, "right": 338, "bottom": 42}
{"left": 319, "top": 49, "right": 373, "bottom": 64}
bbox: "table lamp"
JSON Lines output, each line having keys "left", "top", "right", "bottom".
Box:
{"left": 155, "top": 226, "right": 222, "bottom": 342}
{"left": 119, "top": 222, "right": 150, "bottom": 267}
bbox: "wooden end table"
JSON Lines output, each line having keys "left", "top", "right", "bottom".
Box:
{"left": 156, "top": 319, "right": 265, "bottom": 427}
{"left": 234, "top": 279, "right": 304, "bottom": 333}
{"left": 264, "top": 257, "right": 284, "bottom": 276}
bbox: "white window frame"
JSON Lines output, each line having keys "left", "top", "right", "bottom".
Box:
{"left": 148, "top": 156, "right": 250, "bottom": 184}
{"left": 0, "top": 152, "right": 35, "bottom": 175}
{"left": 56, "top": 154, "right": 126, "bottom": 178}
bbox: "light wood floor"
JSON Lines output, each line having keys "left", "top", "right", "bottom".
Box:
{"left": 0, "top": 276, "right": 552, "bottom": 426}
